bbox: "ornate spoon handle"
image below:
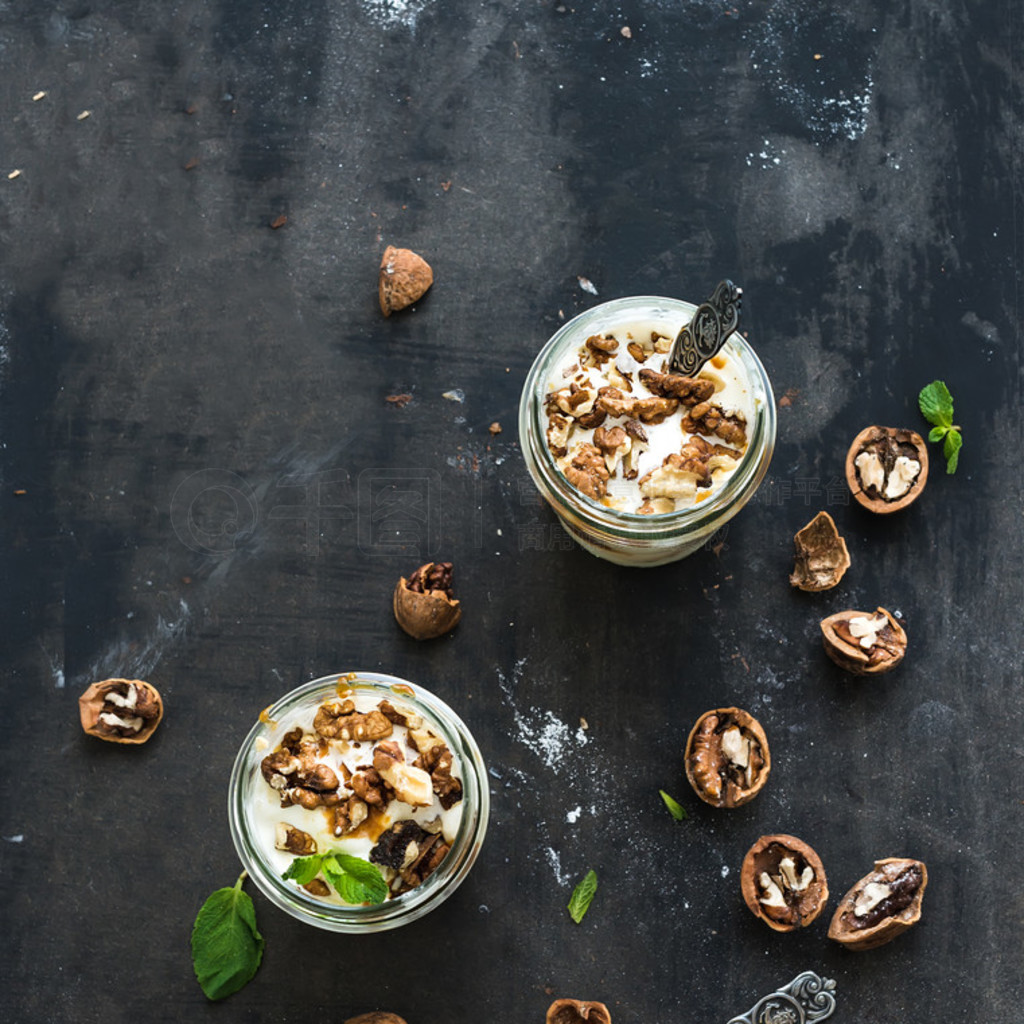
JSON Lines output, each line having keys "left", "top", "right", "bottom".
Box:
{"left": 725, "top": 970, "right": 837, "bottom": 1024}
{"left": 668, "top": 279, "right": 743, "bottom": 376}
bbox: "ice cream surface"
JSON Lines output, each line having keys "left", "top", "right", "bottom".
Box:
{"left": 249, "top": 686, "right": 464, "bottom": 904}
{"left": 543, "top": 316, "right": 755, "bottom": 513}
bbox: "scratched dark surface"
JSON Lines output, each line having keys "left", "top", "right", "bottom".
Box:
{"left": 0, "top": 0, "right": 1021, "bottom": 1021}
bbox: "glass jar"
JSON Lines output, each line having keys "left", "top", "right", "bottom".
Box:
{"left": 519, "top": 295, "right": 776, "bottom": 566}
{"left": 229, "top": 672, "right": 489, "bottom": 932}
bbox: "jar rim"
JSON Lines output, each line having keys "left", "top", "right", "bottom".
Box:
{"left": 519, "top": 295, "right": 776, "bottom": 540}
{"left": 228, "top": 671, "right": 489, "bottom": 932}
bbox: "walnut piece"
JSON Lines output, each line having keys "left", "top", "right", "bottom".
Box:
{"left": 681, "top": 400, "right": 747, "bottom": 447}
{"left": 684, "top": 707, "right": 771, "bottom": 808}
{"left": 373, "top": 741, "right": 434, "bottom": 806}
{"left": 546, "top": 999, "right": 612, "bottom": 1024}
{"left": 275, "top": 823, "right": 317, "bottom": 855}
{"left": 828, "top": 857, "right": 928, "bottom": 950}
{"left": 563, "top": 442, "right": 611, "bottom": 500}
{"left": 637, "top": 368, "right": 714, "bottom": 405}
{"left": 78, "top": 678, "right": 164, "bottom": 745}
{"left": 344, "top": 1014, "right": 409, "bottom": 1024}
{"left": 821, "top": 607, "right": 907, "bottom": 675}
{"left": 393, "top": 561, "right": 462, "bottom": 640}
{"left": 378, "top": 246, "right": 433, "bottom": 316}
{"left": 846, "top": 426, "right": 928, "bottom": 513}
{"left": 314, "top": 700, "right": 394, "bottom": 741}
{"left": 789, "top": 510, "right": 851, "bottom": 591}
{"left": 740, "top": 834, "right": 829, "bottom": 932}
{"left": 260, "top": 733, "right": 342, "bottom": 808}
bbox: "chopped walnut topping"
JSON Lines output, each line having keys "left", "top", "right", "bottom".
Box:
{"left": 563, "top": 442, "right": 611, "bottom": 500}
{"left": 682, "top": 400, "right": 748, "bottom": 447}
{"left": 638, "top": 453, "right": 701, "bottom": 502}
{"left": 275, "top": 823, "right": 317, "bottom": 855}
{"left": 637, "top": 496, "right": 675, "bottom": 514}
{"left": 595, "top": 385, "right": 637, "bottom": 419}
{"left": 332, "top": 795, "right": 369, "bottom": 836}
{"left": 350, "top": 767, "right": 390, "bottom": 807}
{"left": 373, "top": 741, "right": 434, "bottom": 806}
{"left": 592, "top": 425, "right": 631, "bottom": 475}
{"left": 583, "top": 334, "right": 618, "bottom": 366}
{"left": 633, "top": 395, "right": 678, "bottom": 423}
{"left": 261, "top": 738, "right": 342, "bottom": 809}
{"left": 638, "top": 369, "right": 714, "bottom": 405}
{"left": 546, "top": 412, "right": 574, "bottom": 457}
{"left": 627, "top": 339, "right": 651, "bottom": 362}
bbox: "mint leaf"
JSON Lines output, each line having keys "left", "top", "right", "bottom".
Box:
{"left": 568, "top": 869, "right": 598, "bottom": 924}
{"left": 928, "top": 425, "right": 948, "bottom": 444}
{"left": 281, "top": 854, "right": 324, "bottom": 886}
{"left": 191, "top": 873, "right": 264, "bottom": 1001}
{"left": 659, "top": 789, "right": 688, "bottom": 821}
{"left": 918, "top": 380, "right": 954, "bottom": 428}
{"left": 943, "top": 429, "right": 962, "bottom": 474}
{"left": 322, "top": 853, "right": 388, "bottom": 905}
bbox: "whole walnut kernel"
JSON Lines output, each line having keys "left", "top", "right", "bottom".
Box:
{"left": 684, "top": 707, "right": 771, "bottom": 808}
{"left": 378, "top": 245, "right": 433, "bottom": 316}
{"left": 820, "top": 607, "right": 907, "bottom": 675}
{"left": 740, "top": 834, "right": 829, "bottom": 932}
{"left": 393, "top": 561, "right": 462, "bottom": 640}
{"left": 546, "top": 998, "right": 612, "bottom": 1024}
{"left": 78, "top": 678, "right": 164, "bottom": 745}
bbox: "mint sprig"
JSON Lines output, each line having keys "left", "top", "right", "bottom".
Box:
{"left": 191, "top": 872, "right": 264, "bottom": 1001}
{"left": 567, "top": 869, "right": 598, "bottom": 924}
{"left": 918, "top": 380, "right": 963, "bottom": 474}
{"left": 659, "top": 789, "right": 688, "bottom": 821}
{"left": 282, "top": 851, "right": 388, "bottom": 905}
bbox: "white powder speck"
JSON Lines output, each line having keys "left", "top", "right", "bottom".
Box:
{"left": 566, "top": 806, "right": 582, "bottom": 824}
{"left": 721, "top": 864, "right": 730, "bottom": 878}
{"left": 544, "top": 846, "right": 571, "bottom": 886}
{"left": 442, "top": 389, "right": 465, "bottom": 403}
{"left": 577, "top": 276, "right": 598, "bottom": 295}
{"left": 3, "top": 835, "right": 24, "bottom": 843}
{"left": 359, "top": 0, "right": 434, "bottom": 29}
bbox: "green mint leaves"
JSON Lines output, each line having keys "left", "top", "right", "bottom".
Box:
{"left": 282, "top": 851, "right": 388, "bottom": 905}
{"left": 567, "top": 869, "right": 598, "bottom": 924}
{"left": 191, "top": 872, "right": 264, "bottom": 1002}
{"left": 918, "top": 380, "right": 963, "bottom": 474}
{"left": 659, "top": 789, "right": 688, "bottom": 821}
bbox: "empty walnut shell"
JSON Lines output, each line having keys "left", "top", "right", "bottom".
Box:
{"left": 740, "top": 834, "right": 829, "bottom": 932}
{"left": 684, "top": 707, "right": 771, "bottom": 809}
{"left": 393, "top": 561, "right": 462, "bottom": 640}
{"left": 789, "top": 510, "right": 851, "bottom": 592}
{"left": 344, "top": 1014, "right": 409, "bottom": 1024}
{"left": 78, "top": 678, "right": 164, "bottom": 745}
{"left": 821, "top": 607, "right": 907, "bottom": 675}
{"left": 546, "top": 999, "right": 612, "bottom": 1024}
{"left": 845, "top": 426, "right": 929, "bottom": 513}
{"left": 828, "top": 857, "right": 928, "bottom": 951}
{"left": 378, "top": 245, "right": 433, "bottom": 316}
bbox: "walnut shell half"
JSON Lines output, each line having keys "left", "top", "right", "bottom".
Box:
{"left": 828, "top": 857, "right": 928, "bottom": 950}
{"left": 378, "top": 245, "right": 433, "bottom": 316}
{"left": 78, "top": 678, "right": 164, "bottom": 744}
{"left": 845, "top": 426, "right": 928, "bottom": 513}
{"left": 821, "top": 607, "right": 907, "bottom": 675}
{"left": 684, "top": 707, "right": 771, "bottom": 808}
{"left": 546, "top": 999, "right": 612, "bottom": 1024}
{"left": 789, "top": 510, "right": 851, "bottom": 592}
{"left": 393, "top": 561, "right": 462, "bottom": 640}
{"left": 344, "top": 1014, "right": 409, "bottom": 1024}
{"left": 740, "top": 834, "right": 829, "bottom": 932}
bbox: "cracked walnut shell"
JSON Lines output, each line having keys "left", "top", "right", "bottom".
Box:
{"left": 78, "top": 678, "right": 164, "bottom": 744}
{"left": 546, "top": 999, "right": 612, "bottom": 1024}
{"left": 684, "top": 707, "right": 770, "bottom": 808}
{"left": 846, "top": 426, "right": 928, "bottom": 513}
{"left": 393, "top": 561, "right": 462, "bottom": 640}
{"left": 821, "top": 607, "right": 907, "bottom": 675}
{"left": 828, "top": 857, "right": 928, "bottom": 951}
{"left": 344, "top": 1015, "right": 409, "bottom": 1024}
{"left": 789, "top": 510, "right": 851, "bottom": 592}
{"left": 378, "top": 245, "right": 433, "bottom": 316}
{"left": 741, "top": 834, "right": 829, "bottom": 932}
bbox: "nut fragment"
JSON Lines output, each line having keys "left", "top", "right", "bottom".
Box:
{"left": 78, "top": 679, "right": 164, "bottom": 744}
{"left": 789, "top": 510, "right": 851, "bottom": 591}
{"left": 820, "top": 607, "right": 907, "bottom": 675}
{"left": 275, "top": 823, "right": 317, "bottom": 855}
{"left": 684, "top": 707, "right": 771, "bottom": 808}
{"left": 828, "top": 857, "right": 928, "bottom": 950}
{"left": 378, "top": 245, "right": 433, "bottom": 316}
{"left": 393, "top": 561, "right": 461, "bottom": 640}
{"left": 546, "top": 999, "right": 612, "bottom": 1024}
{"left": 845, "top": 426, "right": 928, "bottom": 513}
{"left": 740, "top": 834, "right": 829, "bottom": 932}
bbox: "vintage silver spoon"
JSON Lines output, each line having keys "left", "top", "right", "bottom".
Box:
{"left": 667, "top": 279, "right": 743, "bottom": 377}
{"left": 725, "top": 970, "right": 837, "bottom": 1024}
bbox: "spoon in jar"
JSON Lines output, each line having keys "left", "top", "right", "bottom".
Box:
{"left": 667, "top": 279, "right": 743, "bottom": 377}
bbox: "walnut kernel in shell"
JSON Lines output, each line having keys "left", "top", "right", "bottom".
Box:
{"left": 845, "top": 426, "right": 928, "bottom": 513}
{"left": 740, "top": 833, "right": 829, "bottom": 932}
{"left": 820, "top": 607, "right": 907, "bottom": 675}
{"left": 546, "top": 999, "right": 612, "bottom": 1024}
{"left": 393, "top": 561, "right": 461, "bottom": 640}
{"left": 78, "top": 678, "right": 164, "bottom": 744}
{"left": 828, "top": 857, "right": 928, "bottom": 950}
{"left": 684, "top": 707, "right": 771, "bottom": 809}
